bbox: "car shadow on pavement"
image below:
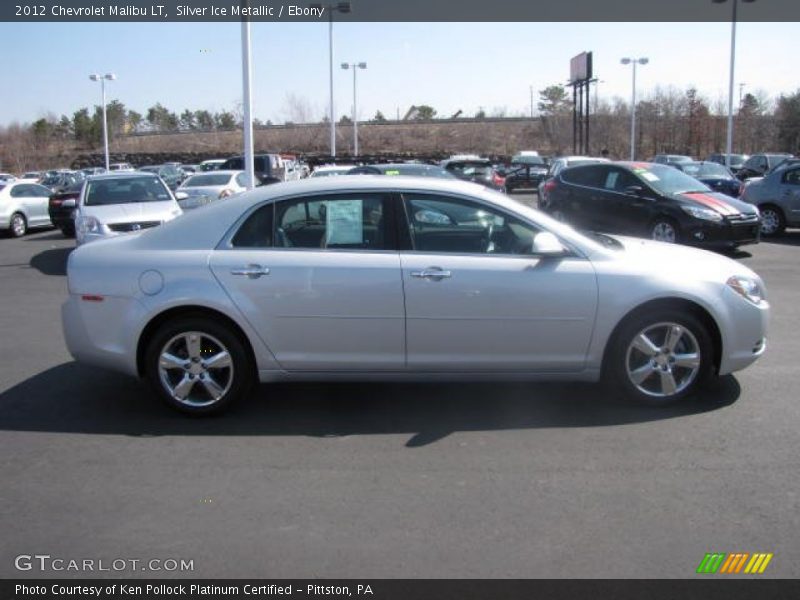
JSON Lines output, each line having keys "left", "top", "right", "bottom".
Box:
{"left": 29, "top": 247, "right": 72, "bottom": 276}
{"left": 0, "top": 362, "right": 740, "bottom": 447}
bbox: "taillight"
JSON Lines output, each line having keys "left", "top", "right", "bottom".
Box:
{"left": 543, "top": 179, "right": 558, "bottom": 194}
{"left": 493, "top": 172, "right": 505, "bottom": 186}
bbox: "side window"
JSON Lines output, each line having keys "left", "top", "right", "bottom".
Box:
{"left": 31, "top": 184, "right": 52, "bottom": 197}
{"left": 783, "top": 168, "right": 800, "bottom": 186}
{"left": 231, "top": 203, "right": 274, "bottom": 248}
{"left": 274, "top": 194, "right": 388, "bottom": 250}
{"left": 235, "top": 173, "right": 247, "bottom": 187}
{"left": 404, "top": 194, "right": 542, "bottom": 255}
{"left": 757, "top": 157, "right": 768, "bottom": 171}
{"left": 603, "top": 169, "right": 640, "bottom": 193}
{"left": 10, "top": 184, "right": 29, "bottom": 198}
{"left": 561, "top": 165, "right": 607, "bottom": 188}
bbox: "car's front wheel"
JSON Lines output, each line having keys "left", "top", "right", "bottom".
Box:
{"left": 9, "top": 212, "right": 27, "bottom": 238}
{"left": 759, "top": 204, "right": 785, "bottom": 237}
{"left": 145, "top": 317, "right": 254, "bottom": 415}
{"left": 649, "top": 218, "right": 680, "bottom": 243}
{"left": 606, "top": 310, "right": 714, "bottom": 406}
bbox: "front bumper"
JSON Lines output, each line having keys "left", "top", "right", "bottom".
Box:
{"left": 718, "top": 290, "right": 769, "bottom": 375}
{"left": 684, "top": 218, "right": 761, "bottom": 248}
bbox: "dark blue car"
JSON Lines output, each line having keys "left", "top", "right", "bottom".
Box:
{"left": 675, "top": 161, "right": 742, "bottom": 198}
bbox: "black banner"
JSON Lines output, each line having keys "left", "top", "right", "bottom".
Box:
{"left": 3, "top": 0, "right": 800, "bottom": 22}
{"left": 3, "top": 580, "right": 800, "bottom": 600}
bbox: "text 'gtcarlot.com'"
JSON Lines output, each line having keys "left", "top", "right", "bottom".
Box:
{"left": 14, "top": 554, "right": 194, "bottom": 572}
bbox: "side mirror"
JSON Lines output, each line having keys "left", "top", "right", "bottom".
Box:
{"left": 624, "top": 185, "right": 645, "bottom": 197}
{"left": 532, "top": 232, "right": 566, "bottom": 256}
{"left": 175, "top": 191, "right": 188, "bottom": 201}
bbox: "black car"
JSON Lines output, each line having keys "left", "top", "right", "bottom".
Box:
{"left": 504, "top": 156, "right": 549, "bottom": 193}
{"left": 48, "top": 179, "right": 84, "bottom": 237}
{"left": 220, "top": 154, "right": 285, "bottom": 185}
{"left": 736, "top": 153, "right": 794, "bottom": 180}
{"left": 347, "top": 163, "right": 457, "bottom": 179}
{"left": 706, "top": 153, "right": 748, "bottom": 174}
{"left": 542, "top": 161, "right": 760, "bottom": 248}
{"left": 40, "top": 170, "right": 84, "bottom": 193}
{"left": 673, "top": 161, "right": 742, "bottom": 198}
{"left": 440, "top": 158, "right": 505, "bottom": 191}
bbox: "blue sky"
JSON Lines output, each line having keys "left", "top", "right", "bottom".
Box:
{"left": 1, "top": 21, "right": 796, "bottom": 125}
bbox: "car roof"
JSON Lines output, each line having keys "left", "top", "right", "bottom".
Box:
{"left": 83, "top": 172, "right": 161, "bottom": 181}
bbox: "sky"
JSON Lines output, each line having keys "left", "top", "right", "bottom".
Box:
{"left": 0, "top": 21, "right": 797, "bottom": 126}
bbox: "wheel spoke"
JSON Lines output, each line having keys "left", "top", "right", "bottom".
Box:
{"left": 185, "top": 334, "right": 202, "bottom": 359}
{"left": 172, "top": 375, "right": 196, "bottom": 400}
{"left": 673, "top": 352, "right": 700, "bottom": 369}
{"left": 160, "top": 352, "right": 188, "bottom": 371}
{"left": 632, "top": 333, "right": 659, "bottom": 357}
{"left": 664, "top": 325, "right": 684, "bottom": 352}
{"left": 659, "top": 369, "right": 678, "bottom": 396}
{"left": 629, "top": 363, "right": 656, "bottom": 385}
{"left": 204, "top": 351, "right": 231, "bottom": 370}
{"left": 201, "top": 374, "right": 225, "bottom": 400}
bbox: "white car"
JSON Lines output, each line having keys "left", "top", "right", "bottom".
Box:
{"left": 0, "top": 180, "right": 54, "bottom": 237}
{"left": 62, "top": 177, "right": 769, "bottom": 415}
{"left": 198, "top": 159, "right": 227, "bottom": 172}
{"left": 309, "top": 165, "right": 355, "bottom": 177}
{"left": 176, "top": 170, "right": 248, "bottom": 210}
{"left": 74, "top": 172, "right": 182, "bottom": 245}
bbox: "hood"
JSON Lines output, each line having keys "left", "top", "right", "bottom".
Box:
{"left": 80, "top": 200, "right": 181, "bottom": 223}
{"left": 674, "top": 191, "right": 756, "bottom": 216}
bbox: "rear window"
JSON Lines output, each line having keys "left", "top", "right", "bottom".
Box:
{"left": 84, "top": 177, "right": 172, "bottom": 206}
{"left": 184, "top": 174, "right": 232, "bottom": 187}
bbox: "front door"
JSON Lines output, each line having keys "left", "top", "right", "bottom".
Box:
{"left": 210, "top": 192, "right": 406, "bottom": 371}
{"left": 399, "top": 193, "right": 598, "bottom": 371}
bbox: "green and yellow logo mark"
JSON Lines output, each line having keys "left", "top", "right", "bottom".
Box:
{"left": 696, "top": 552, "right": 773, "bottom": 574}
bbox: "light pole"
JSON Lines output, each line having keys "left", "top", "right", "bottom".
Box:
{"left": 713, "top": 0, "right": 756, "bottom": 169}
{"left": 241, "top": 20, "right": 255, "bottom": 190}
{"left": 89, "top": 73, "right": 116, "bottom": 170}
{"left": 620, "top": 57, "right": 648, "bottom": 161}
{"left": 341, "top": 61, "right": 366, "bottom": 156}
{"left": 310, "top": 2, "right": 351, "bottom": 158}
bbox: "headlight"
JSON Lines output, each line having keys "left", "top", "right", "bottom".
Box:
{"left": 75, "top": 215, "right": 103, "bottom": 235}
{"left": 727, "top": 275, "right": 765, "bottom": 305}
{"left": 682, "top": 205, "right": 723, "bottom": 222}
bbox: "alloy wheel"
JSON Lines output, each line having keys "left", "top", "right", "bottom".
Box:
{"left": 11, "top": 214, "right": 26, "bottom": 237}
{"left": 625, "top": 322, "right": 701, "bottom": 398}
{"left": 651, "top": 221, "right": 677, "bottom": 243}
{"left": 759, "top": 208, "right": 781, "bottom": 236}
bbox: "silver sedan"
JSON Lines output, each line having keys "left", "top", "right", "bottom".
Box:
{"left": 62, "top": 176, "right": 769, "bottom": 415}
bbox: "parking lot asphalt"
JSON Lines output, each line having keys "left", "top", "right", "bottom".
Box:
{"left": 1, "top": 192, "right": 799, "bottom": 579}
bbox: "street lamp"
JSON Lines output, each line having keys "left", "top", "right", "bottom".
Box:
{"left": 341, "top": 61, "right": 367, "bottom": 156}
{"left": 89, "top": 72, "right": 116, "bottom": 170}
{"left": 620, "top": 57, "right": 648, "bottom": 161}
{"left": 310, "top": 1, "right": 351, "bottom": 158}
{"left": 713, "top": 0, "right": 756, "bottom": 169}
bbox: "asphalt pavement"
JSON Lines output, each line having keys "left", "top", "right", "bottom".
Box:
{"left": 1, "top": 194, "right": 798, "bottom": 578}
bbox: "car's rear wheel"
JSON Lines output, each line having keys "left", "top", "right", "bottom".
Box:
{"left": 759, "top": 204, "right": 785, "bottom": 237}
{"left": 606, "top": 310, "right": 713, "bottom": 406}
{"left": 9, "top": 213, "right": 27, "bottom": 238}
{"left": 649, "top": 218, "right": 680, "bottom": 243}
{"left": 60, "top": 224, "right": 75, "bottom": 238}
{"left": 145, "top": 317, "right": 254, "bottom": 415}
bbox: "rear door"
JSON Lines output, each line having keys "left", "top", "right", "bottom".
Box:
{"left": 209, "top": 191, "right": 406, "bottom": 371}
{"left": 28, "top": 183, "right": 54, "bottom": 225}
{"left": 780, "top": 167, "right": 800, "bottom": 223}
{"left": 558, "top": 165, "right": 607, "bottom": 229}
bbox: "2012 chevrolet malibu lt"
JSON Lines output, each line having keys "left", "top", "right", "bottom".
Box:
{"left": 61, "top": 177, "right": 769, "bottom": 415}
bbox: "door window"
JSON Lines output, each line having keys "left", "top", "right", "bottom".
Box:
{"left": 560, "top": 165, "right": 607, "bottom": 188}
{"left": 10, "top": 184, "right": 30, "bottom": 198}
{"left": 403, "top": 194, "right": 541, "bottom": 255}
{"left": 782, "top": 168, "right": 800, "bottom": 186}
{"left": 603, "top": 169, "right": 641, "bottom": 194}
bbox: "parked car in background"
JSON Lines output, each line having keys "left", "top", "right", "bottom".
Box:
{"left": 440, "top": 157, "right": 505, "bottom": 192}
{"left": 21, "top": 171, "right": 42, "bottom": 181}
{"left": 282, "top": 158, "right": 302, "bottom": 181}
{"left": 707, "top": 153, "right": 748, "bottom": 174}
{"left": 673, "top": 161, "right": 742, "bottom": 198}
{"left": 504, "top": 155, "right": 549, "bottom": 193}
{"left": 220, "top": 154, "right": 285, "bottom": 185}
{"left": 652, "top": 154, "right": 694, "bottom": 167}
{"left": 199, "top": 159, "right": 227, "bottom": 172}
{"left": 538, "top": 156, "right": 610, "bottom": 204}
{"left": 81, "top": 167, "right": 106, "bottom": 176}
{"left": 176, "top": 170, "right": 248, "bottom": 210}
{"left": 736, "top": 153, "right": 794, "bottom": 181}
{"left": 0, "top": 173, "right": 17, "bottom": 183}
{"left": 347, "top": 163, "right": 457, "bottom": 179}
{"left": 62, "top": 176, "right": 769, "bottom": 415}
{"left": 139, "top": 164, "right": 184, "bottom": 191}
{"left": 310, "top": 165, "right": 355, "bottom": 177}
{"left": 49, "top": 179, "right": 85, "bottom": 237}
{"left": 40, "top": 170, "right": 84, "bottom": 193}
{"left": 180, "top": 164, "right": 198, "bottom": 178}
{"left": 541, "top": 161, "right": 760, "bottom": 248}
{"left": 0, "top": 180, "right": 54, "bottom": 237}
{"left": 510, "top": 151, "right": 543, "bottom": 165}
{"left": 109, "top": 162, "right": 135, "bottom": 171}
{"left": 74, "top": 172, "right": 182, "bottom": 245}
{"left": 740, "top": 159, "right": 800, "bottom": 236}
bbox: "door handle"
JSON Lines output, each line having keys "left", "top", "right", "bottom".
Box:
{"left": 411, "top": 268, "right": 452, "bottom": 281}
{"left": 230, "top": 264, "right": 270, "bottom": 279}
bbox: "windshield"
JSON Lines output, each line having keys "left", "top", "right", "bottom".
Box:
{"left": 41, "top": 175, "right": 63, "bottom": 185}
{"left": 84, "top": 176, "right": 172, "bottom": 206}
{"left": 681, "top": 163, "right": 731, "bottom": 179}
{"left": 631, "top": 164, "right": 711, "bottom": 195}
{"left": 382, "top": 165, "right": 456, "bottom": 178}
{"left": 184, "top": 173, "right": 232, "bottom": 187}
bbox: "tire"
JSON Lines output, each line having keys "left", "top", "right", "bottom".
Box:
{"left": 61, "top": 224, "right": 76, "bottom": 238}
{"left": 649, "top": 217, "right": 680, "bottom": 243}
{"left": 758, "top": 204, "right": 785, "bottom": 237}
{"left": 605, "top": 309, "right": 714, "bottom": 406}
{"left": 144, "top": 316, "right": 255, "bottom": 415}
{"left": 9, "top": 212, "right": 27, "bottom": 238}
